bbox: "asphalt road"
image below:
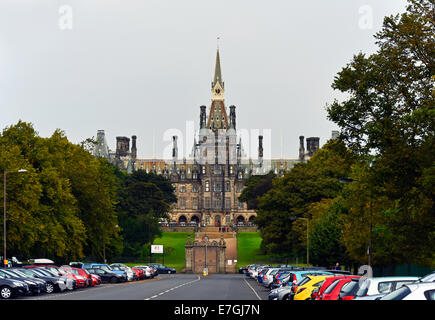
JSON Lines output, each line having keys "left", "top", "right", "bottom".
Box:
{"left": 18, "top": 274, "right": 270, "bottom": 300}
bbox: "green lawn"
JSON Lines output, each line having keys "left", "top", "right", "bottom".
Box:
{"left": 125, "top": 232, "right": 193, "bottom": 271}
{"left": 237, "top": 232, "right": 275, "bottom": 268}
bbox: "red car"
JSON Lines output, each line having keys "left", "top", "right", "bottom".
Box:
{"left": 317, "top": 276, "right": 361, "bottom": 300}
{"left": 132, "top": 267, "right": 144, "bottom": 280}
{"left": 61, "top": 266, "right": 98, "bottom": 287}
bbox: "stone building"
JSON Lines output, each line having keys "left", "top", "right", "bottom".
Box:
{"left": 92, "top": 48, "right": 323, "bottom": 226}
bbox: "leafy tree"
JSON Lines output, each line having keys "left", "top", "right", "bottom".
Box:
{"left": 116, "top": 170, "right": 176, "bottom": 257}
{"left": 238, "top": 171, "right": 276, "bottom": 210}
{"left": 327, "top": 0, "right": 435, "bottom": 266}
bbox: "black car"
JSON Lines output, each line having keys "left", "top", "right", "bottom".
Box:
{"left": 6, "top": 268, "right": 48, "bottom": 294}
{"left": 18, "top": 268, "right": 68, "bottom": 293}
{"left": 0, "top": 275, "right": 29, "bottom": 299}
{"left": 86, "top": 268, "right": 127, "bottom": 283}
{"left": 0, "top": 269, "right": 44, "bottom": 296}
{"left": 148, "top": 263, "right": 176, "bottom": 274}
{"left": 239, "top": 266, "right": 248, "bottom": 274}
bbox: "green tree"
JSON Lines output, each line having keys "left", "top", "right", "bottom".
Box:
{"left": 327, "top": 0, "right": 435, "bottom": 266}
{"left": 238, "top": 171, "right": 276, "bottom": 210}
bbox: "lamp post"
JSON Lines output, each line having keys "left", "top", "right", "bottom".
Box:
{"left": 291, "top": 216, "right": 309, "bottom": 266}
{"left": 3, "top": 169, "right": 27, "bottom": 268}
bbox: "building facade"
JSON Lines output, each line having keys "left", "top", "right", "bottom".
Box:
{"left": 93, "top": 48, "right": 322, "bottom": 226}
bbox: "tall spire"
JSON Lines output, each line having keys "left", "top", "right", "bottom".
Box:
{"left": 212, "top": 38, "right": 223, "bottom": 89}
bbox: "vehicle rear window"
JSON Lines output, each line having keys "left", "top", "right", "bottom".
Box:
{"left": 340, "top": 281, "right": 359, "bottom": 296}
{"left": 297, "top": 276, "right": 313, "bottom": 287}
{"left": 380, "top": 286, "right": 411, "bottom": 300}
{"left": 378, "top": 281, "right": 394, "bottom": 293}
{"left": 324, "top": 279, "right": 341, "bottom": 294}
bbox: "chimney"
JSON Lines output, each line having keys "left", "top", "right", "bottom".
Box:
{"left": 229, "top": 105, "right": 236, "bottom": 129}
{"left": 131, "top": 135, "right": 137, "bottom": 162}
{"left": 258, "top": 135, "right": 263, "bottom": 167}
{"left": 116, "top": 136, "right": 130, "bottom": 158}
{"left": 200, "top": 106, "right": 207, "bottom": 129}
{"left": 299, "top": 136, "right": 305, "bottom": 161}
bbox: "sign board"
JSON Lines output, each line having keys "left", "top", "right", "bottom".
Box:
{"left": 227, "top": 260, "right": 232, "bottom": 265}
{"left": 151, "top": 245, "right": 163, "bottom": 254}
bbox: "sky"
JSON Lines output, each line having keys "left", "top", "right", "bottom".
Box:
{"left": 0, "top": 0, "right": 409, "bottom": 160}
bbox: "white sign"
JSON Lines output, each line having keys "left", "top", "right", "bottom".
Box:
{"left": 227, "top": 260, "right": 232, "bottom": 265}
{"left": 151, "top": 245, "right": 163, "bottom": 254}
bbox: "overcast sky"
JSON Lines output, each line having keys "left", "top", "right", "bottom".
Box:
{"left": 0, "top": 0, "right": 408, "bottom": 159}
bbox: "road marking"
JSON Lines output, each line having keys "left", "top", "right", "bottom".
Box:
{"left": 244, "top": 277, "right": 262, "bottom": 300}
{"left": 144, "top": 276, "right": 201, "bottom": 300}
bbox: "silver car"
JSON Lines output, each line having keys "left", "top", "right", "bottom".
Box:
{"left": 380, "top": 282, "right": 435, "bottom": 300}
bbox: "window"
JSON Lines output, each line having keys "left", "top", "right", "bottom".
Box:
{"left": 238, "top": 200, "right": 244, "bottom": 209}
{"left": 229, "top": 166, "right": 233, "bottom": 175}
{"left": 179, "top": 198, "right": 186, "bottom": 209}
{"left": 205, "top": 198, "right": 211, "bottom": 209}
{"left": 324, "top": 279, "right": 341, "bottom": 294}
{"left": 192, "top": 198, "right": 198, "bottom": 210}
{"left": 378, "top": 281, "right": 394, "bottom": 293}
{"left": 225, "top": 198, "right": 231, "bottom": 209}
{"left": 205, "top": 181, "right": 210, "bottom": 192}
{"left": 214, "top": 182, "right": 221, "bottom": 192}
{"left": 380, "top": 286, "right": 411, "bottom": 300}
{"left": 225, "top": 181, "right": 230, "bottom": 192}
{"left": 202, "top": 166, "right": 206, "bottom": 175}
{"left": 236, "top": 184, "right": 244, "bottom": 193}
{"left": 179, "top": 185, "right": 186, "bottom": 193}
{"left": 192, "top": 184, "right": 199, "bottom": 193}
{"left": 214, "top": 200, "right": 221, "bottom": 209}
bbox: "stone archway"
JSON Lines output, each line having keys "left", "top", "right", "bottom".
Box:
{"left": 236, "top": 215, "right": 245, "bottom": 223}
{"left": 190, "top": 215, "right": 200, "bottom": 224}
{"left": 248, "top": 215, "right": 256, "bottom": 223}
{"left": 178, "top": 215, "right": 187, "bottom": 224}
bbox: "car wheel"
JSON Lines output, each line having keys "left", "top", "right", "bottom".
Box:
{"left": 45, "top": 283, "right": 54, "bottom": 294}
{"left": 283, "top": 294, "right": 289, "bottom": 300}
{"left": 0, "top": 286, "right": 13, "bottom": 299}
{"left": 110, "top": 277, "right": 118, "bottom": 283}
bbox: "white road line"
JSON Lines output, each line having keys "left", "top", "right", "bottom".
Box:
{"left": 144, "top": 276, "right": 201, "bottom": 300}
{"left": 244, "top": 277, "right": 262, "bottom": 300}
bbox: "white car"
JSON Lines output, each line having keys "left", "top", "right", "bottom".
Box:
{"left": 380, "top": 282, "right": 435, "bottom": 300}
{"left": 354, "top": 276, "right": 419, "bottom": 298}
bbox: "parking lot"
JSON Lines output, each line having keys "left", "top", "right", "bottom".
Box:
{"left": 13, "top": 274, "right": 269, "bottom": 300}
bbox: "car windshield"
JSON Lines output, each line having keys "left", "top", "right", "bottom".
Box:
{"left": 32, "top": 269, "right": 52, "bottom": 277}
{"left": 20, "top": 269, "right": 37, "bottom": 277}
{"left": 0, "top": 271, "right": 13, "bottom": 278}
{"left": 380, "top": 286, "right": 412, "bottom": 300}
{"left": 96, "top": 265, "right": 112, "bottom": 272}
{"left": 43, "top": 269, "right": 61, "bottom": 277}
{"left": 9, "top": 270, "right": 29, "bottom": 278}
{"left": 68, "top": 269, "right": 79, "bottom": 275}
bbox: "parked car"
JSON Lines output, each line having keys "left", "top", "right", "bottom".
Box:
{"left": 61, "top": 266, "right": 93, "bottom": 287}
{"left": 354, "top": 276, "right": 419, "bottom": 298}
{"left": 317, "top": 276, "right": 361, "bottom": 300}
{"left": 82, "top": 263, "right": 128, "bottom": 279}
{"left": 148, "top": 263, "right": 176, "bottom": 274}
{"left": 24, "top": 265, "right": 78, "bottom": 290}
{"left": 133, "top": 266, "right": 156, "bottom": 279}
{"left": 380, "top": 282, "right": 435, "bottom": 300}
{"left": 0, "top": 275, "right": 29, "bottom": 299}
{"left": 17, "top": 268, "right": 69, "bottom": 293}
{"left": 110, "top": 264, "right": 137, "bottom": 281}
{"left": 239, "top": 266, "right": 248, "bottom": 274}
{"left": 418, "top": 271, "right": 435, "bottom": 283}
{"left": 0, "top": 269, "right": 45, "bottom": 296}
{"left": 86, "top": 268, "right": 127, "bottom": 283}
{"left": 293, "top": 275, "right": 331, "bottom": 300}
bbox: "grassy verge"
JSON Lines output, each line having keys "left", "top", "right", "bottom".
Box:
{"left": 125, "top": 232, "right": 193, "bottom": 271}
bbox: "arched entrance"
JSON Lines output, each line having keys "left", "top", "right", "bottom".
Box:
{"left": 190, "top": 215, "right": 200, "bottom": 224}
{"left": 249, "top": 215, "right": 256, "bottom": 223}
{"left": 178, "top": 215, "right": 187, "bottom": 224}
{"left": 214, "top": 215, "right": 221, "bottom": 227}
{"left": 236, "top": 215, "right": 245, "bottom": 224}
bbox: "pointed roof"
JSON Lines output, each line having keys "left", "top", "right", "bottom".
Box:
{"left": 212, "top": 48, "right": 223, "bottom": 88}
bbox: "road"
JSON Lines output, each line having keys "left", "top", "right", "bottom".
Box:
{"left": 19, "top": 274, "right": 270, "bottom": 300}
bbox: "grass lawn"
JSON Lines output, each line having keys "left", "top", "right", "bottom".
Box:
{"left": 125, "top": 232, "right": 193, "bottom": 271}
{"left": 236, "top": 232, "right": 311, "bottom": 269}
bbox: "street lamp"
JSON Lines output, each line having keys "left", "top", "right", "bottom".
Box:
{"left": 290, "top": 216, "right": 309, "bottom": 266}
{"left": 3, "top": 169, "right": 27, "bottom": 268}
